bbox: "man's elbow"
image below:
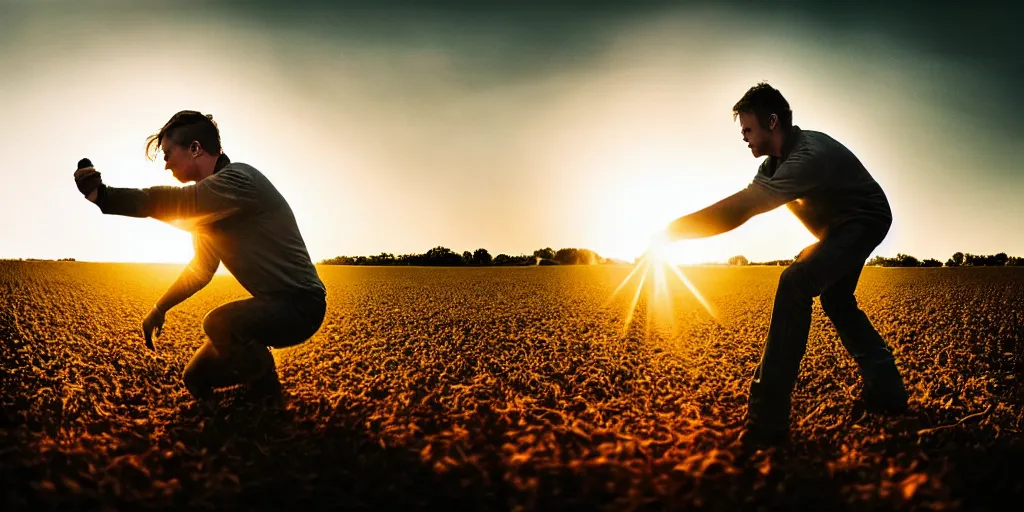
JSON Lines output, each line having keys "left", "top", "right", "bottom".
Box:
{"left": 198, "top": 272, "right": 215, "bottom": 287}
{"left": 185, "top": 264, "right": 216, "bottom": 286}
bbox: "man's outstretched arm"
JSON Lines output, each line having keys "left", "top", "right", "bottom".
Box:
{"left": 664, "top": 187, "right": 787, "bottom": 241}
{"left": 655, "top": 146, "right": 821, "bottom": 245}
{"left": 74, "top": 163, "right": 253, "bottom": 226}
{"left": 153, "top": 258, "right": 219, "bottom": 314}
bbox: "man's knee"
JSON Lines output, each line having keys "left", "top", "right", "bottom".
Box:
{"left": 183, "top": 361, "right": 213, "bottom": 399}
{"left": 202, "top": 308, "right": 232, "bottom": 345}
{"left": 778, "top": 264, "right": 818, "bottom": 299}
{"left": 820, "top": 292, "right": 858, "bottom": 317}
{"left": 183, "top": 363, "right": 202, "bottom": 387}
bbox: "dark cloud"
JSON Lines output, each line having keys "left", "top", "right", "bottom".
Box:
{"left": 761, "top": 1, "right": 1022, "bottom": 118}
{"left": 222, "top": 0, "right": 1021, "bottom": 105}
{"left": 3, "top": 0, "right": 1017, "bottom": 148}
{"left": 209, "top": 0, "right": 1020, "bottom": 61}
{"left": 4, "top": 0, "right": 1017, "bottom": 88}
{"left": 769, "top": 1, "right": 1019, "bottom": 69}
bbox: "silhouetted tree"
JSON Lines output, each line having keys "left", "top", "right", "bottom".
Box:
{"left": 962, "top": 252, "right": 1010, "bottom": 267}
{"left": 921, "top": 258, "right": 942, "bottom": 267}
{"left": 555, "top": 248, "right": 600, "bottom": 265}
{"left": 728, "top": 255, "right": 749, "bottom": 266}
{"left": 472, "top": 248, "right": 492, "bottom": 266}
{"left": 368, "top": 252, "right": 394, "bottom": 265}
{"left": 533, "top": 248, "right": 556, "bottom": 261}
{"left": 867, "top": 254, "right": 923, "bottom": 267}
{"left": 425, "top": 246, "right": 463, "bottom": 266}
{"left": 952, "top": 252, "right": 965, "bottom": 267}
{"left": 896, "top": 253, "right": 919, "bottom": 267}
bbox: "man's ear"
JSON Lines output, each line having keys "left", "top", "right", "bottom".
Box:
{"left": 769, "top": 113, "right": 778, "bottom": 130}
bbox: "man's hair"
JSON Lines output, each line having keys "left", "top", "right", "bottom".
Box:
{"left": 732, "top": 82, "right": 792, "bottom": 130}
{"left": 145, "top": 111, "right": 222, "bottom": 161}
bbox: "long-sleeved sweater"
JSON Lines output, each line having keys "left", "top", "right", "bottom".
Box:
{"left": 94, "top": 155, "right": 326, "bottom": 301}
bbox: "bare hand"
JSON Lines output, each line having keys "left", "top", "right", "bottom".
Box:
{"left": 142, "top": 306, "right": 165, "bottom": 351}
{"left": 74, "top": 166, "right": 102, "bottom": 202}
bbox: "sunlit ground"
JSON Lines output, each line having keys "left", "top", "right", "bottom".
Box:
{"left": 4, "top": 261, "right": 1021, "bottom": 509}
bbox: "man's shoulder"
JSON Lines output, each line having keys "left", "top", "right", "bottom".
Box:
{"left": 793, "top": 129, "right": 846, "bottom": 154}
{"left": 788, "top": 129, "right": 871, "bottom": 182}
{"left": 210, "top": 162, "right": 272, "bottom": 187}
{"left": 219, "top": 162, "right": 263, "bottom": 177}
{"left": 212, "top": 162, "right": 287, "bottom": 206}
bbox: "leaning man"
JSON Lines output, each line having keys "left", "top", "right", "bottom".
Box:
{"left": 654, "top": 83, "right": 909, "bottom": 450}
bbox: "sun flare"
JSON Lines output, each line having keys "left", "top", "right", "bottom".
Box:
{"left": 606, "top": 245, "right": 719, "bottom": 337}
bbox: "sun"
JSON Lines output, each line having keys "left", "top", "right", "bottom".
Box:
{"left": 582, "top": 146, "right": 726, "bottom": 266}
{"left": 594, "top": 202, "right": 693, "bottom": 265}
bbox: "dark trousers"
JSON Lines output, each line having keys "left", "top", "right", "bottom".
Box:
{"left": 183, "top": 293, "right": 326, "bottom": 399}
{"left": 747, "top": 222, "right": 906, "bottom": 430}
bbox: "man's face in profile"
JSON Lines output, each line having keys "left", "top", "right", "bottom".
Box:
{"left": 738, "top": 111, "right": 772, "bottom": 158}
{"left": 161, "top": 141, "right": 196, "bottom": 183}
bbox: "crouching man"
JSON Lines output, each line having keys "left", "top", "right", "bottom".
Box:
{"left": 74, "top": 110, "right": 327, "bottom": 402}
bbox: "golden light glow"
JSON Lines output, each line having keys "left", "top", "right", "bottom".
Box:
{"left": 606, "top": 242, "right": 719, "bottom": 337}
{"left": 102, "top": 221, "right": 195, "bottom": 265}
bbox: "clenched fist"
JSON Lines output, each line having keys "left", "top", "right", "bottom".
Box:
{"left": 73, "top": 158, "right": 102, "bottom": 202}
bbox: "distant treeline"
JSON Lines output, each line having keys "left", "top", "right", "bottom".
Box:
{"left": 722, "top": 252, "right": 1023, "bottom": 268}
{"left": 320, "top": 248, "right": 1024, "bottom": 268}
{"left": 319, "top": 247, "right": 625, "bottom": 266}
{"left": 865, "top": 252, "right": 1024, "bottom": 268}
{"left": 0, "top": 258, "right": 77, "bottom": 262}
{"left": 731, "top": 255, "right": 797, "bottom": 266}
{"left": 690, "top": 256, "right": 795, "bottom": 267}
{"left": 719, "top": 252, "right": 1023, "bottom": 268}
{"left": 10, "top": 251, "right": 1021, "bottom": 268}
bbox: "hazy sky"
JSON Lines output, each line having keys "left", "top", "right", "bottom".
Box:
{"left": 1, "top": 0, "right": 1020, "bottom": 264}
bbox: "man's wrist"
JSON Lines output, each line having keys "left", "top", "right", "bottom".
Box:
{"left": 83, "top": 184, "right": 105, "bottom": 205}
{"left": 665, "top": 218, "right": 697, "bottom": 241}
{"left": 153, "top": 303, "right": 167, "bottom": 314}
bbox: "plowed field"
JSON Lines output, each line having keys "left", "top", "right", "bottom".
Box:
{"left": 2, "top": 261, "right": 1022, "bottom": 510}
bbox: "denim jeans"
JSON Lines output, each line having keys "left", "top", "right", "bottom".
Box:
{"left": 183, "top": 293, "right": 326, "bottom": 399}
{"left": 747, "top": 222, "right": 907, "bottom": 430}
